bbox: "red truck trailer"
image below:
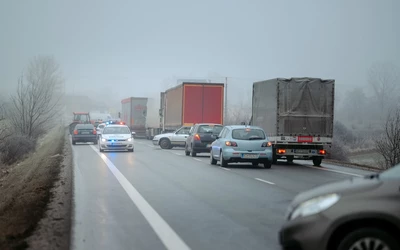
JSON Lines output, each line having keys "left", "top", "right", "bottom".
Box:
{"left": 163, "top": 82, "right": 224, "bottom": 131}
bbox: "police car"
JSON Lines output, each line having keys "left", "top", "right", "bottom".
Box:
{"left": 99, "top": 123, "right": 135, "bottom": 152}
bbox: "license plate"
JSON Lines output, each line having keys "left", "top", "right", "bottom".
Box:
{"left": 81, "top": 132, "right": 90, "bottom": 134}
{"left": 242, "top": 154, "right": 259, "bottom": 159}
{"left": 295, "top": 149, "right": 309, "bottom": 154}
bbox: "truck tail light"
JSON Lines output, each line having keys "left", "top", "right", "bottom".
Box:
{"left": 73, "top": 130, "right": 78, "bottom": 135}
{"left": 225, "top": 141, "right": 237, "bottom": 147}
{"left": 277, "top": 149, "right": 286, "bottom": 154}
{"left": 319, "top": 149, "right": 327, "bottom": 155}
{"left": 194, "top": 134, "right": 201, "bottom": 141}
{"left": 262, "top": 142, "right": 272, "bottom": 147}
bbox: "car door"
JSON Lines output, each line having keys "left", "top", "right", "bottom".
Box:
{"left": 211, "top": 127, "right": 228, "bottom": 158}
{"left": 171, "top": 126, "right": 191, "bottom": 146}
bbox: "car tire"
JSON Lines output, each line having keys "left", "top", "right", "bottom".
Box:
{"left": 220, "top": 151, "right": 228, "bottom": 167}
{"left": 252, "top": 162, "right": 259, "bottom": 166}
{"left": 185, "top": 145, "right": 190, "bottom": 156}
{"left": 99, "top": 147, "right": 104, "bottom": 152}
{"left": 337, "top": 227, "right": 399, "bottom": 250}
{"left": 210, "top": 152, "right": 217, "bottom": 165}
{"left": 93, "top": 140, "right": 98, "bottom": 145}
{"left": 128, "top": 148, "right": 134, "bottom": 152}
{"left": 159, "top": 138, "right": 171, "bottom": 149}
{"left": 313, "top": 157, "right": 322, "bottom": 166}
{"left": 264, "top": 160, "right": 272, "bottom": 169}
{"left": 191, "top": 145, "right": 197, "bottom": 157}
{"left": 72, "top": 141, "right": 76, "bottom": 145}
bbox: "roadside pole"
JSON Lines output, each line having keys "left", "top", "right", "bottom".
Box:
{"left": 224, "top": 77, "right": 228, "bottom": 125}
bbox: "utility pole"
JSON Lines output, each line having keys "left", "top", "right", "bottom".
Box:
{"left": 224, "top": 77, "right": 228, "bottom": 125}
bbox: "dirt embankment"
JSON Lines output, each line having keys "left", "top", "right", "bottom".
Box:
{"left": 0, "top": 127, "right": 73, "bottom": 250}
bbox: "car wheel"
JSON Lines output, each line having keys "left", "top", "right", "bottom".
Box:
{"left": 220, "top": 151, "right": 228, "bottom": 167}
{"left": 159, "top": 138, "right": 171, "bottom": 149}
{"left": 264, "top": 160, "right": 272, "bottom": 169}
{"left": 72, "top": 141, "right": 76, "bottom": 145}
{"left": 252, "top": 162, "right": 259, "bottom": 166}
{"left": 210, "top": 152, "right": 217, "bottom": 165}
{"left": 99, "top": 147, "right": 104, "bottom": 152}
{"left": 337, "top": 227, "right": 399, "bottom": 250}
{"left": 129, "top": 148, "right": 134, "bottom": 152}
{"left": 185, "top": 145, "right": 190, "bottom": 156}
{"left": 93, "top": 140, "right": 98, "bottom": 145}
{"left": 313, "top": 157, "right": 322, "bottom": 166}
{"left": 191, "top": 145, "right": 197, "bottom": 157}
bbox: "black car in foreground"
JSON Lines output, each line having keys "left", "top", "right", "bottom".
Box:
{"left": 279, "top": 164, "right": 400, "bottom": 250}
{"left": 185, "top": 123, "right": 223, "bottom": 157}
{"left": 72, "top": 124, "right": 97, "bottom": 145}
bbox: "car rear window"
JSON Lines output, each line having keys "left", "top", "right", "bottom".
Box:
{"left": 103, "top": 127, "right": 131, "bottom": 134}
{"left": 75, "top": 124, "right": 94, "bottom": 129}
{"left": 98, "top": 125, "right": 105, "bottom": 129}
{"left": 198, "top": 125, "right": 223, "bottom": 134}
{"left": 231, "top": 128, "right": 266, "bottom": 140}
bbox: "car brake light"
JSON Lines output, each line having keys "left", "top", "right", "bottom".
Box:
{"left": 225, "top": 141, "right": 237, "bottom": 147}
{"left": 262, "top": 142, "right": 272, "bottom": 147}
{"left": 319, "top": 149, "right": 326, "bottom": 155}
{"left": 194, "top": 134, "right": 201, "bottom": 141}
{"left": 93, "top": 129, "right": 97, "bottom": 135}
{"left": 73, "top": 130, "right": 78, "bottom": 135}
{"left": 277, "top": 149, "right": 286, "bottom": 154}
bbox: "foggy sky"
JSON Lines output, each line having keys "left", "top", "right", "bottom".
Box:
{"left": 1, "top": 0, "right": 399, "bottom": 103}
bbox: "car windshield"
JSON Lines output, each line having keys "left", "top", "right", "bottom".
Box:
{"left": 103, "top": 127, "right": 131, "bottom": 134}
{"left": 379, "top": 164, "right": 400, "bottom": 179}
{"left": 75, "top": 124, "right": 94, "bottom": 129}
{"left": 231, "top": 128, "right": 266, "bottom": 140}
{"left": 198, "top": 125, "right": 223, "bottom": 134}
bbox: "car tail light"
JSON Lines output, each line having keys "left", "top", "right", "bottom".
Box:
{"left": 93, "top": 129, "right": 97, "bottom": 135}
{"left": 194, "top": 134, "right": 201, "bottom": 141}
{"left": 225, "top": 141, "right": 237, "bottom": 147}
{"left": 319, "top": 149, "right": 327, "bottom": 155}
{"left": 73, "top": 130, "right": 78, "bottom": 135}
{"left": 262, "top": 142, "right": 272, "bottom": 147}
{"left": 277, "top": 149, "right": 286, "bottom": 154}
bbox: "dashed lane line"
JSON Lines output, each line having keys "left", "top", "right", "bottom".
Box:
{"left": 302, "top": 164, "right": 364, "bottom": 177}
{"left": 254, "top": 178, "right": 275, "bottom": 185}
{"left": 89, "top": 145, "right": 191, "bottom": 250}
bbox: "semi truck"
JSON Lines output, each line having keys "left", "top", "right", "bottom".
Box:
{"left": 151, "top": 82, "right": 225, "bottom": 148}
{"left": 121, "top": 97, "right": 149, "bottom": 138}
{"left": 250, "top": 77, "right": 335, "bottom": 166}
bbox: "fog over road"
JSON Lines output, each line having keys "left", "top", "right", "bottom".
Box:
{"left": 70, "top": 139, "right": 373, "bottom": 250}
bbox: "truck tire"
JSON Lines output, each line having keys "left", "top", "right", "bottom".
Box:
{"left": 287, "top": 156, "right": 294, "bottom": 163}
{"left": 159, "top": 138, "right": 171, "bottom": 149}
{"left": 313, "top": 157, "right": 322, "bottom": 166}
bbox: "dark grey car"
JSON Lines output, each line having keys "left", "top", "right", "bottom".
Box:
{"left": 279, "top": 164, "right": 400, "bottom": 250}
{"left": 72, "top": 124, "right": 97, "bottom": 145}
{"left": 185, "top": 123, "right": 223, "bottom": 157}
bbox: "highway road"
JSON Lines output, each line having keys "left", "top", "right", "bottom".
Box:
{"left": 70, "top": 139, "right": 374, "bottom": 250}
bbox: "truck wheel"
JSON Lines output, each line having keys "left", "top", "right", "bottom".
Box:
{"left": 313, "top": 157, "right": 322, "bottom": 166}
{"left": 287, "top": 156, "right": 294, "bottom": 163}
{"left": 159, "top": 138, "right": 171, "bottom": 149}
{"left": 220, "top": 151, "right": 228, "bottom": 167}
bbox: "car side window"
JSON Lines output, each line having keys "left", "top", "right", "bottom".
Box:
{"left": 189, "top": 126, "right": 196, "bottom": 134}
{"left": 177, "top": 127, "right": 190, "bottom": 135}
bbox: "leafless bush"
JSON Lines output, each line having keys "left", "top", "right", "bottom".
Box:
{"left": 9, "top": 55, "right": 64, "bottom": 139}
{"left": 328, "top": 121, "right": 352, "bottom": 161}
{"left": 375, "top": 108, "right": 400, "bottom": 169}
{"left": 0, "top": 135, "right": 36, "bottom": 165}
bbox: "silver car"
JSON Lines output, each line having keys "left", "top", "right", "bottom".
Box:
{"left": 96, "top": 123, "right": 106, "bottom": 140}
{"left": 99, "top": 125, "right": 135, "bottom": 152}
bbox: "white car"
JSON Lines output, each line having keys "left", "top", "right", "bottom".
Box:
{"left": 99, "top": 125, "right": 135, "bottom": 152}
{"left": 152, "top": 126, "right": 191, "bottom": 149}
{"left": 96, "top": 123, "right": 106, "bottom": 139}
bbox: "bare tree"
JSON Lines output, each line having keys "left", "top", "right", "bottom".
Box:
{"left": 368, "top": 62, "right": 400, "bottom": 119}
{"left": 224, "top": 103, "right": 252, "bottom": 125}
{"left": 375, "top": 107, "right": 400, "bottom": 169}
{"left": 0, "top": 101, "right": 11, "bottom": 141}
{"left": 9, "top": 56, "right": 64, "bottom": 139}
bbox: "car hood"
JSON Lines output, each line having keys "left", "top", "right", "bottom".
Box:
{"left": 290, "top": 176, "right": 382, "bottom": 207}
{"left": 102, "top": 134, "right": 132, "bottom": 140}
{"left": 154, "top": 133, "right": 174, "bottom": 139}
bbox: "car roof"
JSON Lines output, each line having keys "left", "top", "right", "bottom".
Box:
{"left": 195, "top": 123, "right": 223, "bottom": 126}
{"left": 226, "top": 125, "right": 264, "bottom": 130}
{"left": 104, "top": 124, "right": 128, "bottom": 128}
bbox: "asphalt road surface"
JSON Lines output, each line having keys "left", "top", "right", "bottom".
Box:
{"left": 70, "top": 139, "right": 374, "bottom": 250}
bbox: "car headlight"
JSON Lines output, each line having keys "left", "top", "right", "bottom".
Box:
{"left": 101, "top": 138, "right": 106, "bottom": 142}
{"left": 127, "top": 138, "right": 132, "bottom": 142}
{"left": 288, "top": 193, "right": 340, "bottom": 220}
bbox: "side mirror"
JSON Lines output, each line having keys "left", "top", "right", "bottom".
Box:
{"left": 132, "top": 132, "right": 136, "bottom": 135}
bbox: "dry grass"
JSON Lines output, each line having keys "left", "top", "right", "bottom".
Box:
{"left": 0, "top": 127, "right": 65, "bottom": 250}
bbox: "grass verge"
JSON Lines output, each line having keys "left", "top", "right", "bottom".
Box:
{"left": 0, "top": 127, "right": 65, "bottom": 250}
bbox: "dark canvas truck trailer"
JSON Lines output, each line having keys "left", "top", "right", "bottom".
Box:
{"left": 163, "top": 82, "right": 224, "bottom": 131}
{"left": 250, "top": 77, "right": 335, "bottom": 166}
{"left": 121, "top": 97, "right": 148, "bottom": 138}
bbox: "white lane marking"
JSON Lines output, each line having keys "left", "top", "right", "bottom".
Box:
{"left": 302, "top": 165, "right": 364, "bottom": 177}
{"left": 89, "top": 145, "right": 191, "bottom": 250}
{"left": 173, "top": 152, "right": 183, "bottom": 156}
{"left": 193, "top": 158, "right": 202, "bottom": 162}
{"left": 220, "top": 167, "right": 231, "bottom": 171}
{"left": 255, "top": 178, "right": 275, "bottom": 185}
